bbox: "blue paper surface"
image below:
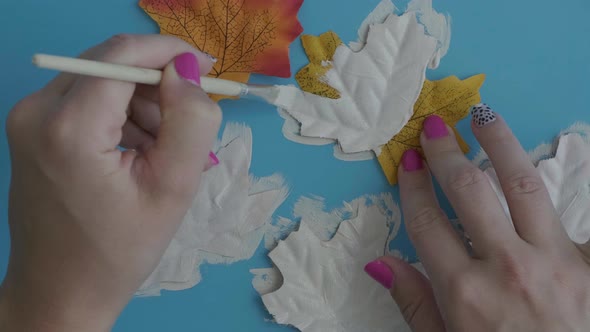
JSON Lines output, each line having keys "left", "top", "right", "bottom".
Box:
{"left": 0, "top": 0, "right": 589, "bottom": 331}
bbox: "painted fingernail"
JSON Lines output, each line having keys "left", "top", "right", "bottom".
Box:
{"left": 424, "top": 115, "right": 449, "bottom": 139}
{"left": 401, "top": 149, "right": 423, "bottom": 172}
{"left": 203, "top": 52, "right": 218, "bottom": 63}
{"left": 174, "top": 52, "right": 201, "bottom": 86}
{"left": 470, "top": 103, "right": 497, "bottom": 128}
{"left": 208, "top": 151, "right": 219, "bottom": 168}
{"left": 364, "top": 261, "right": 394, "bottom": 289}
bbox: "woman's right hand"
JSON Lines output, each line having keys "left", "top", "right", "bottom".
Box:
{"left": 0, "top": 34, "right": 220, "bottom": 331}
{"left": 366, "top": 107, "right": 590, "bottom": 331}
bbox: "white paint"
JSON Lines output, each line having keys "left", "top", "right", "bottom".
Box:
{"left": 406, "top": 0, "right": 451, "bottom": 69}
{"left": 333, "top": 144, "right": 375, "bottom": 161}
{"left": 264, "top": 216, "right": 300, "bottom": 251}
{"left": 276, "top": 13, "right": 438, "bottom": 154}
{"left": 261, "top": 195, "right": 410, "bottom": 332}
{"left": 137, "top": 123, "right": 289, "bottom": 296}
{"left": 537, "top": 134, "right": 590, "bottom": 243}
{"left": 349, "top": 0, "right": 397, "bottom": 52}
{"left": 277, "top": 108, "right": 375, "bottom": 161}
{"left": 251, "top": 267, "right": 283, "bottom": 296}
{"left": 292, "top": 195, "right": 349, "bottom": 241}
{"left": 472, "top": 122, "right": 590, "bottom": 169}
{"left": 273, "top": 1, "right": 449, "bottom": 160}
{"left": 277, "top": 108, "right": 335, "bottom": 146}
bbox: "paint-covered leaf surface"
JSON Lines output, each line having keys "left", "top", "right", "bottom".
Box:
{"left": 479, "top": 125, "right": 590, "bottom": 244}
{"left": 139, "top": 0, "right": 303, "bottom": 99}
{"left": 378, "top": 74, "right": 486, "bottom": 185}
{"left": 262, "top": 195, "right": 414, "bottom": 332}
{"left": 295, "top": 31, "right": 342, "bottom": 99}
{"left": 137, "top": 124, "right": 288, "bottom": 296}
{"left": 280, "top": 13, "right": 439, "bottom": 154}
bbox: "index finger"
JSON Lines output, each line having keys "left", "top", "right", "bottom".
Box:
{"left": 59, "top": 34, "right": 214, "bottom": 152}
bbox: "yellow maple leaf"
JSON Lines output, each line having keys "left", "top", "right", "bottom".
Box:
{"left": 295, "top": 31, "right": 342, "bottom": 99}
{"left": 378, "top": 74, "right": 486, "bottom": 185}
{"left": 139, "top": 0, "right": 303, "bottom": 100}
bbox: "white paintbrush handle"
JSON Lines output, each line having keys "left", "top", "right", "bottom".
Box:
{"left": 32, "top": 54, "right": 246, "bottom": 96}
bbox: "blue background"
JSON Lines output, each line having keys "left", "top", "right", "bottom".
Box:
{"left": 1, "top": 0, "right": 589, "bottom": 331}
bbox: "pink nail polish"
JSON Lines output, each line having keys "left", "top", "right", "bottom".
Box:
{"left": 364, "top": 261, "right": 394, "bottom": 289}
{"left": 401, "top": 149, "right": 423, "bottom": 172}
{"left": 174, "top": 52, "right": 201, "bottom": 86}
{"left": 208, "top": 151, "right": 219, "bottom": 167}
{"left": 423, "top": 115, "right": 449, "bottom": 139}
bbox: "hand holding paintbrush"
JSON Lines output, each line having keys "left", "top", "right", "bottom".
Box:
{"left": 3, "top": 35, "right": 230, "bottom": 331}
{"left": 33, "top": 53, "right": 289, "bottom": 105}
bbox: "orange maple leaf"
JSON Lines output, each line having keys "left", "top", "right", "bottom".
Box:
{"left": 139, "top": 0, "right": 303, "bottom": 99}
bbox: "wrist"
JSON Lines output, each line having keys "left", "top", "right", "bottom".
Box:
{"left": 0, "top": 271, "right": 117, "bottom": 332}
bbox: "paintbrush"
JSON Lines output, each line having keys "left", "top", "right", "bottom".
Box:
{"left": 32, "top": 54, "right": 291, "bottom": 105}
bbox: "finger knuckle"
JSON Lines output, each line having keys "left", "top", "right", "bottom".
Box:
{"left": 447, "top": 167, "right": 488, "bottom": 194}
{"left": 407, "top": 207, "right": 447, "bottom": 237}
{"left": 402, "top": 171, "right": 432, "bottom": 192}
{"left": 399, "top": 294, "right": 427, "bottom": 326}
{"left": 108, "top": 34, "right": 134, "bottom": 47}
{"left": 102, "top": 34, "right": 136, "bottom": 61}
{"left": 448, "top": 273, "right": 479, "bottom": 305}
{"left": 505, "top": 171, "right": 545, "bottom": 196}
{"left": 6, "top": 95, "right": 37, "bottom": 141}
{"left": 181, "top": 97, "right": 222, "bottom": 127}
{"left": 42, "top": 111, "right": 75, "bottom": 150}
{"left": 494, "top": 249, "right": 533, "bottom": 295}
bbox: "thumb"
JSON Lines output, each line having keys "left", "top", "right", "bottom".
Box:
{"left": 145, "top": 52, "right": 221, "bottom": 198}
{"left": 365, "top": 257, "right": 446, "bottom": 332}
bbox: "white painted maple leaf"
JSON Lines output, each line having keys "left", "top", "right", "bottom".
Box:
{"left": 479, "top": 124, "right": 590, "bottom": 244}
{"left": 278, "top": 0, "right": 451, "bottom": 161}
{"left": 261, "top": 195, "right": 417, "bottom": 332}
{"left": 277, "top": 12, "right": 438, "bottom": 154}
{"left": 137, "top": 123, "right": 289, "bottom": 296}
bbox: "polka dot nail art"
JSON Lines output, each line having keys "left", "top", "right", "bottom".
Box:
{"left": 470, "top": 103, "right": 497, "bottom": 128}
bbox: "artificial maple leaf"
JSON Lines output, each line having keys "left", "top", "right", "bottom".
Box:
{"left": 279, "top": 13, "right": 439, "bottom": 154}
{"left": 261, "top": 194, "right": 418, "bottom": 332}
{"left": 481, "top": 127, "right": 590, "bottom": 244}
{"left": 378, "top": 74, "right": 486, "bottom": 185}
{"left": 295, "top": 31, "right": 342, "bottom": 99}
{"left": 139, "top": 0, "right": 303, "bottom": 100}
{"left": 138, "top": 123, "right": 288, "bottom": 296}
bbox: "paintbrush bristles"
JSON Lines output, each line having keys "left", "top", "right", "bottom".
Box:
{"left": 248, "top": 85, "right": 281, "bottom": 104}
